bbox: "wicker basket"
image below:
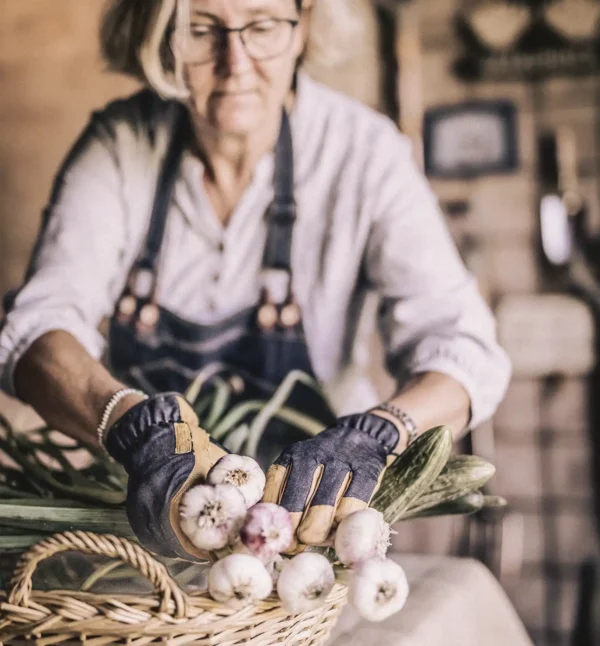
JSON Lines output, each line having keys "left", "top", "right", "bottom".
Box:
{"left": 0, "top": 531, "right": 347, "bottom": 645}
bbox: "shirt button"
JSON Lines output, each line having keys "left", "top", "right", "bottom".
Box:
{"left": 212, "top": 272, "right": 220, "bottom": 282}
{"left": 217, "top": 242, "right": 225, "bottom": 253}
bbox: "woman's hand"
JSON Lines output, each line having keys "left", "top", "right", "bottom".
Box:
{"left": 105, "top": 392, "right": 228, "bottom": 560}
{"left": 262, "top": 413, "right": 401, "bottom": 550}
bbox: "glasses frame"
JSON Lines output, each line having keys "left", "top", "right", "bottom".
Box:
{"left": 174, "top": 15, "right": 300, "bottom": 65}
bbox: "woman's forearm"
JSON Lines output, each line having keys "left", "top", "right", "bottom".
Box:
{"left": 372, "top": 371, "right": 471, "bottom": 453}
{"left": 13, "top": 330, "right": 144, "bottom": 446}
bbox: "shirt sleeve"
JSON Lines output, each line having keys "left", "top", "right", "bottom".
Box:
{"left": 362, "top": 121, "right": 512, "bottom": 428}
{"left": 0, "top": 115, "right": 129, "bottom": 397}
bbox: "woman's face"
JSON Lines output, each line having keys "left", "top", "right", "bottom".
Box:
{"left": 180, "top": 0, "right": 304, "bottom": 136}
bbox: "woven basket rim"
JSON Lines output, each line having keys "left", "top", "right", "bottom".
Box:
{"left": 0, "top": 584, "right": 348, "bottom": 609}
{"left": 0, "top": 531, "right": 348, "bottom": 643}
{"left": 0, "top": 586, "right": 348, "bottom": 639}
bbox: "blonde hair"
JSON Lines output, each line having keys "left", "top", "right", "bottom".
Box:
{"left": 100, "top": 0, "right": 356, "bottom": 99}
{"left": 100, "top": 0, "right": 187, "bottom": 98}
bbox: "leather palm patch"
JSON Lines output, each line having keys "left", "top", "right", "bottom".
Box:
{"left": 174, "top": 422, "right": 193, "bottom": 454}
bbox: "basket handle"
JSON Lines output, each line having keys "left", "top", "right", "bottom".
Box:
{"left": 7, "top": 531, "right": 188, "bottom": 618}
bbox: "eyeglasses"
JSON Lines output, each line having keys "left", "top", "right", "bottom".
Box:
{"left": 174, "top": 18, "right": 299, "bottom": 65}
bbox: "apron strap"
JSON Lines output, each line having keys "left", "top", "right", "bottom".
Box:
{"left": 262, "top": 110, "right": 295, "bottom": 272}
{"left": 120, "top": 103, "right": 191, "bottom": 315}
{"left": 257, "top": 111, "right": 301, "bottom": 329}
{"left": 137, "top": 103, "right": 192, "bottom": 273}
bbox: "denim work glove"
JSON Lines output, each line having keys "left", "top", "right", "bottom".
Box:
{"left": 262, "top": 413, "right": 400, "bottom": 549}
{"left": 105, "top": 393, "right": 228, "bottom": 561}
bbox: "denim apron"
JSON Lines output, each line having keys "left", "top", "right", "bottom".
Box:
{"left": 108, "top": 104, "right": 335, "bottom": 466}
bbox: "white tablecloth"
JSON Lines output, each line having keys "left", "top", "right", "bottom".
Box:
{"left": 328, "top": 555, "right": 533, "bottom": 646}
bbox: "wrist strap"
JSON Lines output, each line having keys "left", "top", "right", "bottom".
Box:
{"left": 373, "top": 403, "right": 418, "bottom": 446}
{"left": 97, "top": 388, "right": 148, "bottom": 448}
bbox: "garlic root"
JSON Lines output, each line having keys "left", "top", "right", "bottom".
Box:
{"left": 277, "top": 552, "right": 335, "bottom": 614}
{"left": 179, "top": 483, "right": 247, "bottom": 551}
{"left": 208, "top": 454, "right": 266, "bottom": 507}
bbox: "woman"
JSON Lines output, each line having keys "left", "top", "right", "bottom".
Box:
{"left": 0, "top": 0, "right": 510, "bottom": 559}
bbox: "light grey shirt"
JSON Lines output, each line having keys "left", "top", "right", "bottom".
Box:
{"left": 0, "top": 73, "right": 511, "bottom": 426}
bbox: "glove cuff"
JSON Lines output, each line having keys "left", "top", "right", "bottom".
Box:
{"left": 336, "top": 412, "right": 400, "bottom": 454}
{"left": 105, "top": 392, "right": 190, "bottom": 470}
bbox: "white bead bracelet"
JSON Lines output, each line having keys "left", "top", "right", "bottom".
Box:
{"left": 97, "top": 388, "right": 148, "bottom": 449}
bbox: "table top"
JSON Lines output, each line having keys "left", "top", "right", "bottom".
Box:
{"left": 328, "top": 554, "right": 533, "bottom": 646}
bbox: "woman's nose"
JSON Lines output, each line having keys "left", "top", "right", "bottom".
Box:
{"left": 216, "top": 31, "right": 253, "bottom": 76}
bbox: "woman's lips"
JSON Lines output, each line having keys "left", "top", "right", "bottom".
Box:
{"left": 212, "top": 90, "right": 259, "bottom": 106}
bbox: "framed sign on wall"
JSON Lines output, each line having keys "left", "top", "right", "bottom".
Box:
{"left": 423, "top": 100, "right": 519, "bottom": 179}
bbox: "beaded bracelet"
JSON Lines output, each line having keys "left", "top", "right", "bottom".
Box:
{"left": 97, "top": 388, "right": 148, "bottom": 449}
{"left": 372, "top": 402, "right": 419, "bottom": 447}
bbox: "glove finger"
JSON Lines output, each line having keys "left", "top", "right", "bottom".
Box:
{"left": 333, "top": 497, "right": 368, "bottom": 526}
{"left": 171, "top": 396, "right": 228, "bottom": 560}
{"left": 262, "top": 464, "right": 288, "bottom": 504}
{"left": 309, "top": 464, "right": 352, "bottom": 508}
{"left": 297, "top": 466, "right": 352, "bottom": 545}
{"left": 331, "top": 470, "right": 380, "bottom": 530}
{"left": 279, "top": 459, "right": 321, "bottom": 513}
{"left": 170, "top": 420, "right": 215, "bottom": 560}
{"left": 343, "top": 470, "right": 381, "bottom": 504}
{"left": 330, "top": 472, "right": 380, "bottom": 529}
{"left": 279, "top": 462, "right": 322, "bottom": 553}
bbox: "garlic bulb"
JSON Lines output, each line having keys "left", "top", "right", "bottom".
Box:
{"left": 207, "top": 454, "right": 266, "bottom": 507}
{"left": 334, "top": 508, "right": 391, "bottom": 568}
{"left": 208, "top": 553, "right": 273, "bottom": 607}
{"left": 277, "top": 552, "right": 335, "bottom": 614}
{"left": 240, "top": 503, "right": 294, "bottom": 562}
{"left": 348, "top": 559, "right": 409, "bottom": 622}
{"left": 179, "top": 484, "right": 247, "bottom": 551}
